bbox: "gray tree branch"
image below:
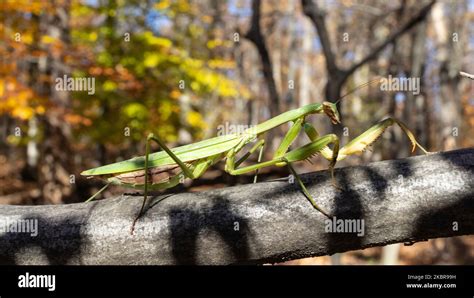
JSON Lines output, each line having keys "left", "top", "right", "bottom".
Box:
{"left": 0, "top": 148, "right": 473, "bottom": 265}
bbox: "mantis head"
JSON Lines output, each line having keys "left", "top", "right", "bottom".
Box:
{"left": 325, "top": 77, "right": 382, "bottom": 125}
{"left": 322, "top": 101, "right": 340, "bottom": 124}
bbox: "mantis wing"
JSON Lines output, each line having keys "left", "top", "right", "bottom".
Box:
{"left": 81, "top": 134, "right": 241, "bottom": 176}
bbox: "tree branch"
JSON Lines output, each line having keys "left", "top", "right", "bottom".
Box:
{"left": 301, "top": 0, "right": 339, "bottom": 74}
{"left": 345, "top": 0, "right": 435, "bottom": 78}
{"left": 0, "top": 148, "right": 473, "bottom": 265}
{"left": 460, "top": 71, "right": 474, "bottom": 80}
{"left": 301, "top": 0, "right": 435, "bottom": 103}
{"left": 245, "top": 0, "right": 281, "bottom": 117}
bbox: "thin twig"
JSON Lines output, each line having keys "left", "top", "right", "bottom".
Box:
{"left": 460, "top": 71, "right": 474, "bottom": 80}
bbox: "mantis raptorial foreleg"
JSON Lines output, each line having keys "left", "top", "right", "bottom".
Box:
{"left": 339, "top": 117, "right": 429, "bottom": 158}
{"left": 302, "top": 122, "right": 341, "bottom": 189}
{"left": 284, "top": 132, "right": 340, "bottom": 194}
{"left": 273, "top": 117, "right": 305, "bottom": 159}
{"left": 303, "top": 123, "right": 333, "bottom": 159}
{"left": 303, "top": 117, "right": 430, "bottom": 163}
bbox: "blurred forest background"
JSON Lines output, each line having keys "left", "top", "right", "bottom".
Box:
{"left": 1, "top": 0, "right": 473, "bottom": 264}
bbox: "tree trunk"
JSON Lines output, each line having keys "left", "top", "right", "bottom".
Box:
{"left": 39, "top": 0, "right": 74, "bottom": 204}
{"left": 432, "top": 2, "right": 462, "bottom": 151}
{"left": 245, "top": 0, "right": 281, "bottom": 119}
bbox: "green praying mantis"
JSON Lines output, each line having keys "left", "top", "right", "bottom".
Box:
{"left": 81, "top": 78, "right": 430, "bottom": 233}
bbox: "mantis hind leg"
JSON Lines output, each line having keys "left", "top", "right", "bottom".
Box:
{"left": 131, "top": 133, "right": 195, "bottom": 235}
{"left": 85, "top": 182, "right": 111, "bottom": 203}
{"left": 146, "top": 133, "right": 194, "bottom": 177}
{"left": 130, "top": 153, "right": 221, "bottom": 234}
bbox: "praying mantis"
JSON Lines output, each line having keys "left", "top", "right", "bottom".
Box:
{"left": 81, "top": 78, "right": 430, "bottom": 233}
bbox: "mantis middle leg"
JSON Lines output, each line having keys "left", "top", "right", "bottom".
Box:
{"left": 234, "top": 139, "right": 265, "bottom": 183}
{"left": 226, "top": 130, "right": 340, "bottom": 217}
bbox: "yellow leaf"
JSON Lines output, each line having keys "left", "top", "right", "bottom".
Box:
{"left": 158, "top": 101, "right": 173, "bottom": 120}
{"left": 103, "top": 80, "right": 117, "bottom": 91}
{"left": 41, "top": 35, "right": 56, "bottom": 44}
{"left": 202, "top": 15, "right": 212, "bottom": 24}
{"left": 12, "top": 106, "right": 34, "bottom": 120}
{"left": 89, "top": 32, "right": 98, "bottom": 42}
{"left": 7, "top": 134, "right": 21, "bottom": 145}
{"left": 144, "top": 53, "right": 160, "bottom": 68}
{"left": 170, "top": 89, "right": 181, "bottom": 99}
{"left": 123, "top": 103, "right": 147, "bottom": 119}
{"left": 186, "top": 110, "right": 206, "bottom": 129}
{"left": 206, "top": 39, "right": 220, "bottom": 49}
{"left": 35, "top": 106, "right": 45, "bottom": 115}
{"left": 143, "top": 31, "right": 172, "bottom": 48}
{"left": 152, "top": 37, "right": 172, "bottom": 48}
{"left": 155, "top": 0, "right": 170, "bottom": 10}
{"left": 177, "top": 0, "right": 191, "bottom": 12}
{"left": 22, "top": 33, "right": 33, "bottom": 45}
{"left": 208, "top": 59, "right": 236, "bottom": 69}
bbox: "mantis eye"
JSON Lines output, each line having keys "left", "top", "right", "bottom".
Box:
{"left": 322, "top": 103, "right": 340, "bottom": 124}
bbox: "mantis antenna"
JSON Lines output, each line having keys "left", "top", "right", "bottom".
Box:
{"left": 335, "top": 76, "right": 383, "bottom": 105}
